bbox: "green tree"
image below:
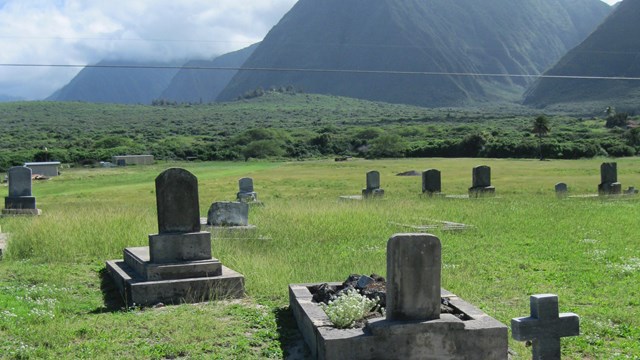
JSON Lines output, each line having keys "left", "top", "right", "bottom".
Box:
{"left": 368, "top": 134, "right": 406, "bottom": 158}
{"left": 532, "top": 115, "right": 550, "bottom": 160}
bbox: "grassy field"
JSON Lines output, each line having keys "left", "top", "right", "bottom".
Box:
{"left": 1, "top": 158, "right": 639, "bottom": 359}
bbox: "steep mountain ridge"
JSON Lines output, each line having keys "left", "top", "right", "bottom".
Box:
{"left": 218, "top": 0, "right": 611, "bottom": 107}
{"left": 524, "top": 0, "right": 640, "bottom": 107}
{"left": 160, "top": 43, "right": 259, "bottom": 103}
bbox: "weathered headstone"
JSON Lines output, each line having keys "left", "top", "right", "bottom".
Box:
{"left": 422, "top": 169, "right": 442, "bottom": 195}
{"left": 555, "top": 182, "right": 568, "bottom": 198}
{"left": 236, "top": 177, "right": 258, "bottom": 203}
{"left": 362, "top": 171, "right": 384, "bottom": 198}
{"left": 386, "top": 234, "right": 441, "bottom": 321}
{"left": 155, "top": 168, "right": 201, "bottom": 234}
{"left": 207, "top": 202, "right": 249, "bottom": 227}
{"left": 3, "top": 166, "right": 40, "bottom": 215}
{"left": 106, "top": 168, "right": 244, "bottom": 306}
{"left": 512, "top": 294, "right": 580, "bottom": 360}
{"left": 598, "top": 162, "right": 622, "bottom": 195}
{"left": 469, "top": 165, "right": 495, "bottom": 197}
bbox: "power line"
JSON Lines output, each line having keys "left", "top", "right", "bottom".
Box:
{"left": 1, "top": 63, "right": 640, "bottom": 81}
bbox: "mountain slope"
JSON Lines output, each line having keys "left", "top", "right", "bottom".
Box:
{"left": 524, "top": 0, "right": 640, "bottom": 107}
{"left": 217, "top": 0, "right": 611, "bottom": 107}
{"left": 47, "top": 60, "right": 179, "bottom": 104}
{"left": 160, "top": 43, "right": 259, "bottom": 103}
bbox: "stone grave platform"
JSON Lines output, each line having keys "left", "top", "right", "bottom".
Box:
{"left": 290, "top": 284, "right": 507, "bottom": 360}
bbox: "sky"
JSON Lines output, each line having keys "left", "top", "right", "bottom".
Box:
{"left": 0, "top": 0, "right": 623, "bottom": 100}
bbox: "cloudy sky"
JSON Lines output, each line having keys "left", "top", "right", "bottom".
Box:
{"left": 0, "top": 0, "right": 622, "bottom": 100}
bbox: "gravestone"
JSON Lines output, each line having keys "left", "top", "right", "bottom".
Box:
{"left": 422, "top": 169, "right": 442, "bottom": 196}
{"left": 106, "top": 168, "right": 244, "bottom": 306}
{"left": 2, "top": 166, "right": 41, "bottom": 216}
{"left": 207, "top": 202, "right": 249, "bottom": 227}
{"left": 469, "top": 165, "right": 496, "bottom": 197}
{"left": 598, "top": 162, "right": 622, "bottom": 195}
{"left": 555, "top": 183, "right": 568, "bottom": 198}
{"left": 386, "top": 234, "right": 441, "bottom": 321}
{"left": 236, "top": 177, "right": 259, "bottom": 203}
{"left": 362, "top": 171, "right": 384, "bottom": 198}
{"left": 289, "top": 233, "right": 508, "bottom": 359}
{"left": 512, "top": 294, "right": 580, "bottom": 360}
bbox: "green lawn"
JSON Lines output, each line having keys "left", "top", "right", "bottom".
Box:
{"left": 1, "top": 158, "right": 639, "bottom": 359}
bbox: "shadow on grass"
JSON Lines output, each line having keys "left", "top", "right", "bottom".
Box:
{"left": 274, "top": 306, "right": 312, "bottom": 360}
{"left": 91, "top": 267, "right": 126, "bottom": 313}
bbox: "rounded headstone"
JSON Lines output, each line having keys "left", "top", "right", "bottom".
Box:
{"left": 155, "top": 168, "right": 201, "bottom": 234}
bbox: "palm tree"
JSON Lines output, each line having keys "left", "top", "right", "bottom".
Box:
{"left": 532, "top": 115, "right": 550, "bottom": 160}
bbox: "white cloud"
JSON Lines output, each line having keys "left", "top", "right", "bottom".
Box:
{"left": 0, "top": 0, "right": 298, "bottom": 99}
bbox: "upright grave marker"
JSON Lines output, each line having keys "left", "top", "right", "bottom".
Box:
{"left": 555, "top": 182, "right": 568, "bottom": 198}
{"left": 598, "top": 162, "right": 622, "bottom": 195}
{"left": 2, "top": 166, "right": 41, "bottom": 216}
{"left": 469, "top": 165, "right": 495, "bottom": 197}
{"left": 512, "top": 294, "right": 580, "bottom": 360}
{"left": 236, "top": 177, "right": 259, "bottom": 203}
{"left": 107, "top": 168, "right": 244, "bottom": 306}
{"left": 422, "top": 169, "right": 442, "bottom": 196}
{"left": 362, "top": 171, "right": 384, "bottom": 198}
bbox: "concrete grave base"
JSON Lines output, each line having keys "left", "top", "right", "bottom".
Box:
{"left": 290, "top": 283, "right": 508, "bottom": 360}
{"left": 236, "top": 192, "right": 258, "bottom": 203}
{"left": 598, "top": 182, "right": 622, "bottom": 196}
{"left": 361, "top": 188, "right": 384, "bottom": 199}
{"left": 1, "top": 208, "right": 42, "bottom": 216}
{"left": 107, "top": 246, "right": 244, "bottom": 306}
{"left": 468, "top": 186, "right": 496, "bottom": 198}
{"left": 5, "top": 196, "right": 37, "bottom": 210}
{"left": 339, "top": 195, "right": 363, "bottom": 201}
{"left": 421, "top": 192, "right": 446, "bottom": 198}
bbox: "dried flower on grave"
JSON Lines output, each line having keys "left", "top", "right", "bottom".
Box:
{"left": 320, "top": 289, "right": 379, "bottom": 329}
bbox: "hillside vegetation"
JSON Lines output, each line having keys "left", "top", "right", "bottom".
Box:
{"left": 1, "top": 92, "right": 638, "bottom": 171}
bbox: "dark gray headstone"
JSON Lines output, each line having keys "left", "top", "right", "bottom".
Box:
{"left": 207, "top": 202, "right": 249, "bottom": 227}
{"left": 238, "top": 178, "right": 254, "bottom": 193}
{"left": 472, "top": 166, "right": 491, "bottom": 188}
{"left": 366, "top": 171, "right": 381, "bottom": 190}
{"left": 155, "top": 168, "right": 201, "bottom": 234}
{"left": 555, "top": 183, "right": 568, "bottom": 194}
{"left": 422, "top": 169, "right": 442, "bottom": 193}
{"left": 512, "top": 294, "right": 580, "bottom": 360}
{"left": 386, "top": 234, "right": 441, "bottom": 321}
{"left": 8, "top": 166, "right": 32, "bottom": 197}
{"left": 600, "top": 162, "right": 617, "bottom": 184}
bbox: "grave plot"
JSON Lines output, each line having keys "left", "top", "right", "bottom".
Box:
{"left": 106, "top": 168, "right": 244, "bottom": 306}
{"left": 340, "top": 171, "right": 385, "bottom": 201}
{"left": 289, "top": 233, "right": 508, "bottom": 360}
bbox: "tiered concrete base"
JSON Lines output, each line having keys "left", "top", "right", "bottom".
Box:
{"left": 599, "top": 182, "right": 622, "bottom": 196}
{"left": 2, "top": 209, "right": 42, "bottom": 216}
{"left": 362, "top": 189, "right": 384, "bottom": 199}
{"left": 107, "top": 246, "right": 244, "bottom": 306}
{"left": 469, "top": 186, "right": 496, "bottom": 198}
{"left": 290, "top": 283, "right": 508, "bottom": 360}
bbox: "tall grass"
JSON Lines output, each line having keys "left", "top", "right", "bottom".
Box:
{"left": 1, "top": 157, "right": 639, "bottom": 358}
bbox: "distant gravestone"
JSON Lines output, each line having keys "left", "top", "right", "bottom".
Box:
{"left": 386, "top": 234, "right": 441, "bottom": 321}
{"left": 236, "top": 177, "right": 258, "bottom": 203}
{"left": 207, "top": 202, "right": 249, "bottom": 227}
{"left": 422, "top": 169, "right": 442, "bottom": 195}
{"left": 598, "top": 162, "right": 622, "bottom": 195}
{"left": 362, "top": 171, "right": 384, "bottom": 198}
{"left": 3, "top": 166, "right": 39, "bottom": 215}
{"left": 469, "top": 165, "right": 495, "bottom": 197}
{"left": 155, "top": 168, "right": 201, "bottom": 234}
{"left": 512, "top": 294, "right": 580, "bottom": 360}
{"left": 555, "top": 183, "right": 568, "bottom": 198}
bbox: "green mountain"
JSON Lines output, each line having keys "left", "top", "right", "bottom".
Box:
{"left": 524, "top": 0, "right": 640, "bottom": 109}
{"left": 218, "top": 0, "right": 611, "bottom": 107}
{"left": 160, "top": 43, "right": 258, "bottom": 103}
{"left": 47, "top": 60, "right": 180, "bottom": 104}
